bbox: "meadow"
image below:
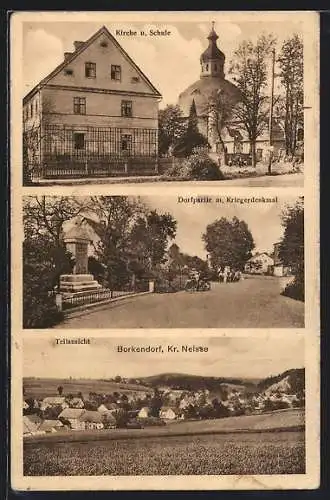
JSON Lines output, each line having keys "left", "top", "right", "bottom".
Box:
{"left": 23, "top": 377, "right": 152, "bottom": 398}
{"left": 24, "top": 430, "right": 305, "bottom": 476}
{"left": 24, "top": 408, "right": 305, "bottom": 445}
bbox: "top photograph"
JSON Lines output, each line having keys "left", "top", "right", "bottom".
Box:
{"left": 18, "top": 13, "right": 312, "bottom": 187}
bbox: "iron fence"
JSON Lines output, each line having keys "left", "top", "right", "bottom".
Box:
{"left": 62, "top": 289, "right": 137, "bottom": 311}
{"left": 24, "top": 124, "right": 159, "bottom": 179}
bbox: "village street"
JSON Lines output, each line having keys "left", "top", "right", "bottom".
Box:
{"left": 55, "top": 276, "right": 304, "bottom": 329}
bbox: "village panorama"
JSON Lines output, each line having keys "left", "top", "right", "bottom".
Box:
{"left": 23, "top": 335, "right": 305, "bottom": 476}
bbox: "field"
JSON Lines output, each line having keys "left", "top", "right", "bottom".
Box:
{"left": 24, "top": 410, "right": 305, "bottom": 476}
{"left": 23, "top": 377, "right": 152, "bottom": 398}
{"left": 24, "top": 409, "right": 305, "bottom": 445}
{"left": 24, "top": 430, "right": 305, "bottom": 476}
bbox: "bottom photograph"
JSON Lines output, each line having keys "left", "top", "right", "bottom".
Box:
{"left": 22, "top": 335, "right": 305, "bottom": 477}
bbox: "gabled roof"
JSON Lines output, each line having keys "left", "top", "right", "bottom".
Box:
{"left": 160, "top": 406, "right": 182, "bottom": 415}
{"left": 39, "top": 419, "right": 63, "bottom": 431}
{"left": 23, "top": 25, "right": 161, "bottom": 104}
{"left": 58, "top": 408, "right": 85, "bottom": 419}
{"left": 23, "top": 414, "right": 42, "bottom": 433}
{"left": 80, "top": 411, "right": 103, "bottom": 423}
{"left": 42, "top": 396, "right": 66, "bottom": 405}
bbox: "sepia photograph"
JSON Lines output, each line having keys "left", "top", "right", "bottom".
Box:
{"left": 18, "top": 14, "right": 309, "bottom": 187}
{"left": 22, "top": 195, "right": 304, "bottom": 329}
{"left": 22, "top": 334, "right": 305, "bottom": 477}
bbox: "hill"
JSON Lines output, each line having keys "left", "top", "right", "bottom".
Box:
{"left": 23, "top": 377, "right": 153, "bottom": 399}
{"left": 138, "top": 369, "right": 304, "bottom": 394}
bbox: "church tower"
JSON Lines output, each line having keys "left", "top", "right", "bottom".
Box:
{"left": 200, "top": 22, "right": 225, "bottom": 79}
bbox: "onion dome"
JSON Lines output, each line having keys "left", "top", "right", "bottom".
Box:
{"left": 200, "top": 23, "right": 225, "bottom": 65}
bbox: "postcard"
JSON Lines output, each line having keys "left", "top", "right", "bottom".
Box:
{"left": 10, "top": 10, "right": 319, "bottom": 491}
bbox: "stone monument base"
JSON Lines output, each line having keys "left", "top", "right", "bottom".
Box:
{"left": 59, "top": 274, "right": 102, "bottom": 294}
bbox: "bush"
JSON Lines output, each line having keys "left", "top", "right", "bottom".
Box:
{"left": 282, "top": 276, "right": 304, "bottom": 302}
{"left": 137, "top": 417, "right": 166, "bottom": 426}
{"left": 165, "top": 151, "right": 224, "bottom": 181}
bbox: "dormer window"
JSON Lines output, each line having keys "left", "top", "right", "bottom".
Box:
{"left": 111, "top": 65, "right": 121, "bottom": 81}
{"left": 85, "top": 62, "right": 96, "bottom": 78}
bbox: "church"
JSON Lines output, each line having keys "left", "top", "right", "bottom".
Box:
{"left": 178, "top": 23, "right": 288, "bottom": 163}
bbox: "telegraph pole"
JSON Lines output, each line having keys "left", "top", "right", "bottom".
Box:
{"left": 268, "top": 48, "right": 276, "bottom": 174}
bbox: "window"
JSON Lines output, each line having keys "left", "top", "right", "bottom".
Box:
{"left": 206, "top": 64, "right": 209, "bottom": 71}
{"left": 73, "top": 132, "right": 85, "bottom": 150}
{"left": 30, "top": 103, "right": 33, "bottom": 118}
{"left": 121, "top": 100, "right": 132, "bottom": 117}
{"left": 85, "top": 62, "right": 96, "bottom": 78}
{"left": 35, "top": 101, "right": 38, "bottom": 115}
{"left": 111, "top": 65, "right": 121, "bottom": 81}
{"left": 121, "top": 134, "right": 132, "bottom": 153}
{"left": 73, "top": 97, "right": 86, "bottom": 115}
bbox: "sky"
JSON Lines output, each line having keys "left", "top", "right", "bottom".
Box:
{"left": 22, "top": 17, "right": 304, "bottom": 106}
{"left": 141, "top": 195, "right": 299, "bottom": 259}
{"left": 23, "top": 334, "right": 304, "bottom": 380}
{"left": 59, "top": 195, "right": 299, "bottom": 260}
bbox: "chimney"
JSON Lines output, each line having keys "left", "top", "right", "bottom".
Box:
{"left": 64, "top": 52, "right": 73, "bottom": 60}
{"left": 74, "top": 41, "right": 84, "bottom": 51}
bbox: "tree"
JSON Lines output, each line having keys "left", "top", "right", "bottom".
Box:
{"left": 279, "top": 197, "right": 304, "bottom": 301}
{"left": 83, "top": 196, "right": 143, "bottom": 290}
{"left": 23, "top": 236, "right": 73, "bottom": 328}
{"left": 57, "top": 386, "right": 64, "bottom": 396}
{"left": 203, "top": 216, "right": 255, "bottom": 271}
{"left": 229, "top": 34, "right": 276, "bottom": 166}
{"left": 202, "top": 88, "right": 237, "bottom": 166}
{"left": 172, "top": 100, "right": 209, "bottom": 157}
{"left": 23, "top": 196, "right": 88, "bottom": 245}
{"left": 158, "top": 104, "right": 186, "bottom": 156}
{"left": 149, "top": 388, "right": 163, "bottom": 418}
{"left": 129, "top": 210, "right": 177, "bottom": 271}
{"left": 277, "top": 34, "right": 303, "bottom": 156}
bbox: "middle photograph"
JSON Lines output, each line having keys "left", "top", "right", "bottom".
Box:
{"left": 22, "top": 194, "right": 304, "bottom": 329}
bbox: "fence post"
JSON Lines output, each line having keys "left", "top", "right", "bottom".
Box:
{"left": 55, "top": 293, "right": 63, "bottom": 312}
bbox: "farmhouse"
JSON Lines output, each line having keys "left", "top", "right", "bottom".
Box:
{"left": 23, "top": 414, "right": 43, "bottom": 435}
{"left": 23, "top": 25, "right": 162, "bottom": 179}
{"left": 68, "top": 397, "right": 85, "bottom": 409}
{"left": 38, "top": 419, "right": 64, "bottom": 433}
{"left": 40, "top": 396, "right": 69, "bottom": 411}
{"left": 137, "top": 407, "right": 152, "bottom": 418}
{"left": 97, "top": 402, "right": 119, "bottom": 413}
{"left": 58, "top": 408, "right": 85, "bottom": 430}
{"left": 159, "top": 406, "right": 183, "bottom": 420}
{"left": 244, "top": 253, "right": 274, "bottom": 275}
{"left": 80, "top": 411, "right": 104, "bottom": 430}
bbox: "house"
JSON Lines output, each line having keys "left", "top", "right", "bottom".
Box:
{"left": 159, "top": 406, "right": 184, "bottom": 420}
{"left": 38, "top": 419, "right": 64, "bottom": 433}
{"left": 23, "top": 414, "right": 43, "bottom": 435}
{"left": 40, "top": 397, "right": 69, "bottom": 411}
{"left": 23, "top": 26, "right": 161, "bottom": 179}
{"left": 23, "top": 400, "right": 29, "bottom": 411}
{"left": 97, "top": 402, "right": 119, "bottom": 414}
{"left": 58, "top": 408, "right": 85, "bottom": 430}
{"left": 79, "top": 411, "right": 104, "bottom": 430}
{"left": 68, "top": 397, "right": 85, "bottom": 409}
{"left": 273, "top": 242, "right": 292, "bottom": 277}
{"left": 244, "top": 253, "right": 274, "bottom": 275}
{"left": 137, "top": 407, "right": 152, "bottom": 418}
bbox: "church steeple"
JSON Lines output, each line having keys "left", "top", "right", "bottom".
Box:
{"left": 200, "top": 22, "right": 225, "bottom": 78}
